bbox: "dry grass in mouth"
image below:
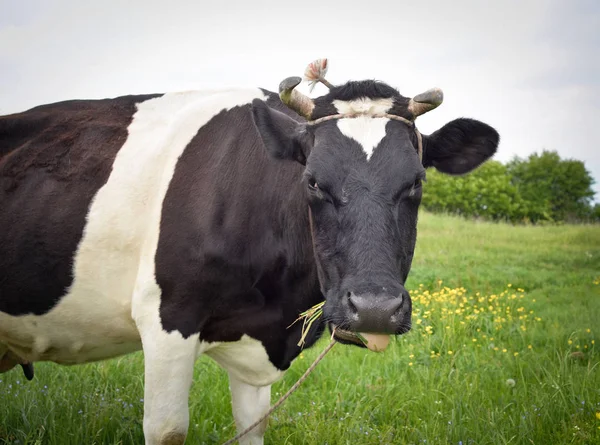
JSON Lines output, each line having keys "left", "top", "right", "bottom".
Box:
{"left": 290, "top": 301, "right": 325, "bottom": 347}
{"left": 291, "top": 301, "right": 369, "bottom": 348}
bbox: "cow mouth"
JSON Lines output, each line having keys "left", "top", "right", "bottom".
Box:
{"left": 330, "top": 324, "right": 392, "bottom": 352}
{"left": 331, "top": 325, "right": 365, "bottom": 347}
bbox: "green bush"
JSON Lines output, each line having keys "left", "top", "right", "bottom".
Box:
{"left": 422, "top": 161, "right": 531, "bottom": 222}
{"left": 422, "top": 151, "right": 597, "bottom": 224}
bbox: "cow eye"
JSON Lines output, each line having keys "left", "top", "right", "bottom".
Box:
{"left": 307, "top": 177, "right": 336, "bottom": 204}
{"left": 408, "top": 177, "right": 425, "bottom": 198}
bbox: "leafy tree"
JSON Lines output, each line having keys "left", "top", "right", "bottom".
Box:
{"left": 592, "top": 204, "right": 600, "bottom": 222}
{"left": 506, "top": 151, "right": 596, "bottom": 222}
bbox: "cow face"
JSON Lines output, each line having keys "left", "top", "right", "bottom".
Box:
{"left": 252, "top": 79, "right": 499, "bottom": 342}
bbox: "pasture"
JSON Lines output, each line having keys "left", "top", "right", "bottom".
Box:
{"left": 1, "top": 211, "right": 599, "bottom": 444}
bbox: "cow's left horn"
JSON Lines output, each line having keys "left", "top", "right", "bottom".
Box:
{"left": 279, "top": 76, "right": 315, "bottom": 119}
{"left": 408, "top": 88, "right": 444, "bottom": 117}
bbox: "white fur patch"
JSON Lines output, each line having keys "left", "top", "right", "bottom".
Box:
{"left": 332, "top": 97, "right": 393, "bottom": 160}
{"left": 204, "top": 335, "right": 284, "bottom": 387}
{"left": 0, "top": 88, "right": 267, "bottom": 366}
{"left": 229, "top": 373, "right": 272, "bottom": 445}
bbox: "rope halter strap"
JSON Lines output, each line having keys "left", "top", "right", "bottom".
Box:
{"left": 306, "top": 112, "right": 423, "bottom": 162}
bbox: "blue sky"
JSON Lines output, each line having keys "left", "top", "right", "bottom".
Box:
{"left": 1, "top": 0, "right": 599, "bottom": 199}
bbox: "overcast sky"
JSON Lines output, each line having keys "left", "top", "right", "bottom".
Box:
{"left": 1, "top": 0, "right": 599, "bottom": 198}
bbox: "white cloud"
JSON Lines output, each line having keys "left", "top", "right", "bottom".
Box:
{"left": 1, "top": 0, "right": 598, "bottom": 198}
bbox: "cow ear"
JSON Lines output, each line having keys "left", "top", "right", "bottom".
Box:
{"left": 422, "top": 118, "right": 499, "bottom": 174}
{"left": 251, "top": 99, "right": 314, "bottom": 165}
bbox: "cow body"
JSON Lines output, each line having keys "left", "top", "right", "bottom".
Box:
{"left": 1, "top": 89, "right": 323, "bottom": 443}
{"left": 1, "top": 74, "right": 499, "bottom": 444}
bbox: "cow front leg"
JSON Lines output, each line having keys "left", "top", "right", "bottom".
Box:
{"left": 140, "top": 329, "right": 200, "bottom": 445}
{"left": 228, "top": 374, "right": 272, "bottom": 445}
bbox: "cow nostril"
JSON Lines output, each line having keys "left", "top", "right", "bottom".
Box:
{"left": 388, "top": 297, "right": 403, "bottom": 316}
{"left": 390, "top": 293, "right": 408, "bottom": 319}
{"left": 347, "top": 292, "right": 358, "bottom": 314}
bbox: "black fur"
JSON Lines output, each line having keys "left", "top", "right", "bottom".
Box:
{"left": 251, "top": 99, "right": 313, "bottom": 165}
{"left": 321, "top": 80, "right": 401, "bottom": 102}
{"left": 21, "top": 363, "right": 34, "bottom": 380}
{"left": 422, "top": 118, "right": 499, "bottom": 174}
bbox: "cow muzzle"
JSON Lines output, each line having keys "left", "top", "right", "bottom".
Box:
{"left": 338, "top": 288, "right": 412, "bottom": 335}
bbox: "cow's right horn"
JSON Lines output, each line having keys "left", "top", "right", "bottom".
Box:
{"left": 279, "top": 76, "right": 315, "bottom": 120}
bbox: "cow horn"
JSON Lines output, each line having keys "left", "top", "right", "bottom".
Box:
{"left": 408, "top": 88, "right": 444, "bottom": 117}
{"left": 279, "top": 76, "right": 315, "bottom": 119}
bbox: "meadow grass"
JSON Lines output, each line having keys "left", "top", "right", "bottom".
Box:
{"left": 1, "top": 211, "right": 599, "bottom": 444}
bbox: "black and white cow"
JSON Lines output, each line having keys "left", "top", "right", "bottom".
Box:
{"left": 0, "top": 66, "right": 499, "bottom": 444}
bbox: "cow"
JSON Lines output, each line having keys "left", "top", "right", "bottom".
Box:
{"left": 0, "top": 61, "right": 499, "bottom": 444}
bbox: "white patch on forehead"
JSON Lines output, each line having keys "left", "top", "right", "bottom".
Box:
{"left": 332, "top": 97, "right": 394, "bottom": 160}
{"left": 333, "top": 97, "right": 394, "bottom": 115}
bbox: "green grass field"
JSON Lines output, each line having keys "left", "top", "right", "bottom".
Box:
{"left": 1, "top": 212, "right": 599, "bottom": 444}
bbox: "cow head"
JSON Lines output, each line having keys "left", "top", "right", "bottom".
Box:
{"left": 252, "top": 67, "right": 498, "bottom": 345}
